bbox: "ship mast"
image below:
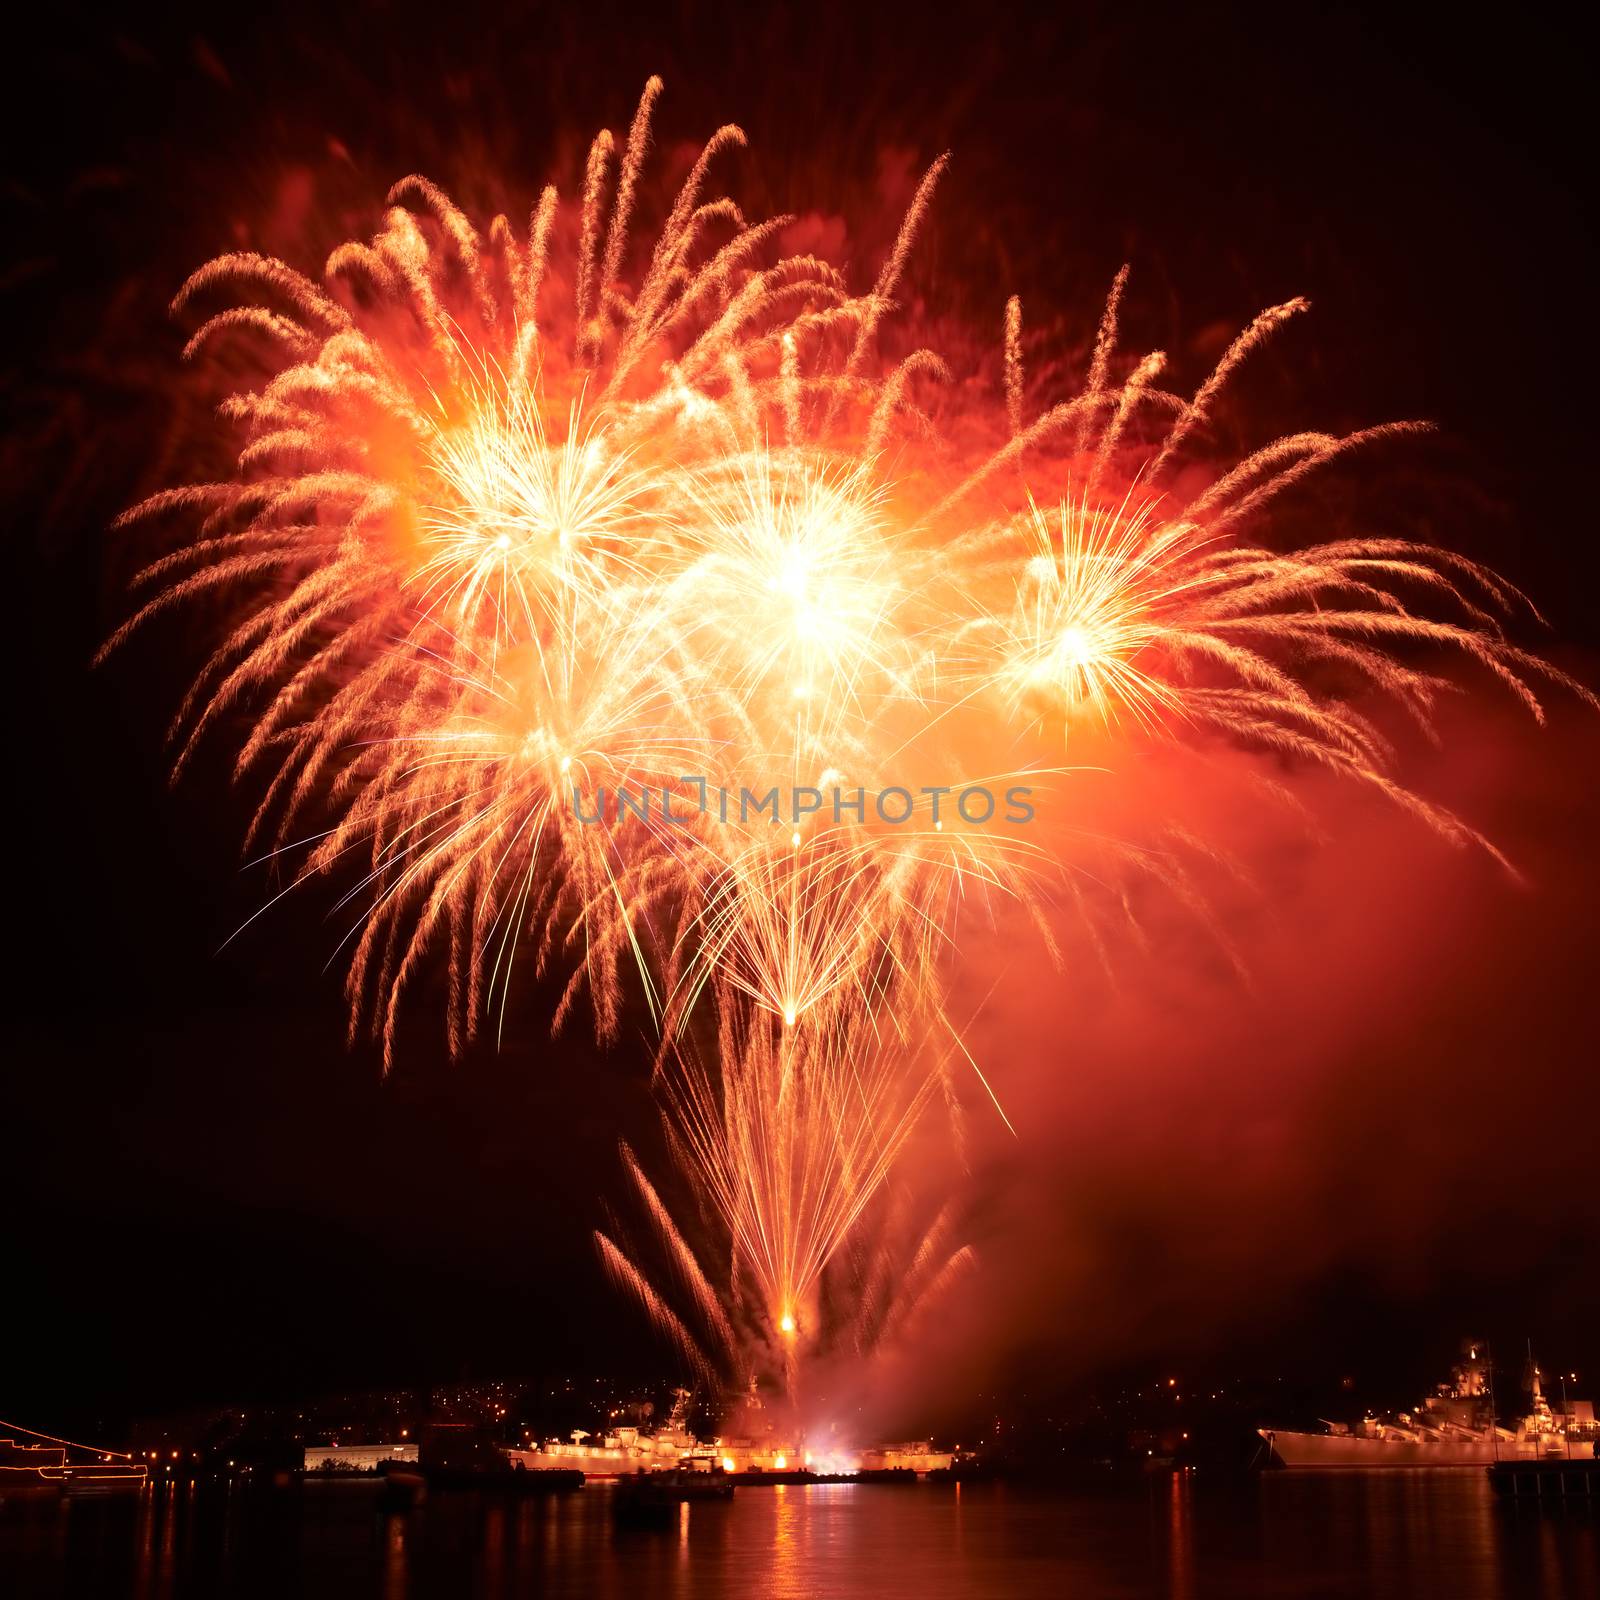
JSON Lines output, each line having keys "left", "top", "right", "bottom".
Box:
{"left": 1485, "top": 1341, "right": 1499, "bottom": 1462}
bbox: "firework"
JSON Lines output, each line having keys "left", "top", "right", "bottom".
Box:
{"left": 109, "top": 79, "right": 1591, "bottom": 1411}
{"left": 601, "top": 1005, "right": 952, "bottom": 1395}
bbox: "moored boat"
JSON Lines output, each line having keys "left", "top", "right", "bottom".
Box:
{"left": 612, "top": 1466, "right": 734, "bottom": 1525}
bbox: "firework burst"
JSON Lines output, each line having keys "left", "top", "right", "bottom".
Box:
{"left": 109, "top": 79, "right": 1591, "bottom": 1409}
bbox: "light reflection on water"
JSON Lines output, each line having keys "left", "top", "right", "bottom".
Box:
{"left": 2, "top": 1472, "right": 1596, "bottom": 1599}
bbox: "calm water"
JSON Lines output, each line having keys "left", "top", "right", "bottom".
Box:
{"left": 4, "top": 1473, "right": 1598, "bottom": 1599}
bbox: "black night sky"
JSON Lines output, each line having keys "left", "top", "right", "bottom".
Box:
{"left": 4, "top": 1, "right": 1597, "bottom": 1438}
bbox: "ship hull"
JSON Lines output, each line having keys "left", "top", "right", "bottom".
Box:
{"left": 1261, "top": 1429, "right": 1574, "bottom": 1468}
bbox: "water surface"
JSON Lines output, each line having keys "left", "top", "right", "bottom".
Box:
{"left": 4, "top": 1471, "right": 1596, "bottom": 1598}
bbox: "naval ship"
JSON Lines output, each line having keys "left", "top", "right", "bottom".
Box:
{"left": 505, "top": 1388, "right": 714, "bottom": 1477}
{"left": 504, "top": 1386, "right": 953, "bottom": 1477}
{"left": 0, "top": 1427, "right": 148, "bottom": 1492}
{"left": 1260, "top": 1341, "right": 1597, "bottom": 1467}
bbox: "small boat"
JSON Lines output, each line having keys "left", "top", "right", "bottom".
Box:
{"left": 378, "top": 1464, "right": 428, "bottom": 1509}
{"left": 613, "top": 1468, "right": 734, "bottom": 1524}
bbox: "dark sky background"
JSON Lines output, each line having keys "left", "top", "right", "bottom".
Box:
{"left": 3, "top": 1, "right": 1597, "bottom": 1436}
